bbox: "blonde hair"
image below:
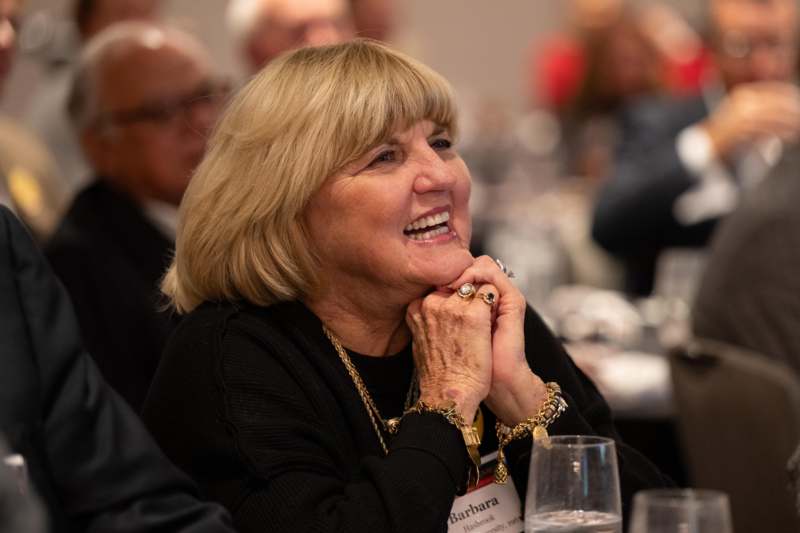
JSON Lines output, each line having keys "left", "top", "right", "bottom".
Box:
{"left": 163, "top": 39, "right": 458, "bottom": 313}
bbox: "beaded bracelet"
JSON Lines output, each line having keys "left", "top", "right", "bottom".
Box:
{"left": 494, "top": 382, "right": 568, "bottom": 484}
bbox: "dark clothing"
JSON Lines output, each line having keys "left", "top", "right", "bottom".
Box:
{"left": 0, "top": 205, "right": 234, "bottom": 532}
{"left": 593, "top": 95, "right": 717, "bottom": 294}
{"left": 46, "top": 179, "right": 174, "bottom": 410}
{"left": 144, "top": 299, "right": 672, "bottom": 533}
{"left": 693, "top": 146, "right": 800, "bottom": 376}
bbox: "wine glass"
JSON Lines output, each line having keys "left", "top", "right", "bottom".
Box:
{"left": 525, "top": 435, "right": 622, "bottom": 532}
{"left": 629, "top": 489, "right": 733, "bottom": 533}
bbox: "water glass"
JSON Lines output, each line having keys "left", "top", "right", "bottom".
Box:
{"left": 629, "top": 489, "right": 732, "bottom": 533}
{"left": 3, "top": 453, "right": 29, "bottom": 495}
{"left": 525, "top": 435, "right": 622, "bottom": 532}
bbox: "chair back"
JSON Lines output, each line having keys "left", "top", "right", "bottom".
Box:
{"left": 670, "top": 339, "right": 800, "bottom": 533}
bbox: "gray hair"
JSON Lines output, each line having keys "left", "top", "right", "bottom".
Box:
{"left": 67, "top": 21, "right": 211, "bottom": 132}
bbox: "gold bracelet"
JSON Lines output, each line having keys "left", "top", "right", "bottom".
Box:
{"left": 494, "top": 382, "right": 568, "bottom": 484}
{"left": 405, "top": 400, "right": 482, "bottom": 490}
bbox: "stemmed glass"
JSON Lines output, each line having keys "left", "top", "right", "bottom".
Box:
{"left": 629, "top": 489, "right": 733, "bottom": 533}
{"left": 525, "top": 435, "right": 622, "bottom": 532}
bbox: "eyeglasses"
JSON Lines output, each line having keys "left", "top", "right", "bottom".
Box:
{"left": 95, "top": 79, "right": 231, "bottom": 130}
{"left": 718, "top": 32, "right": 795, "bottom": 60}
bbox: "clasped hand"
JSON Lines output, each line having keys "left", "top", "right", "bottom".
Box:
{"left": 406, "top": 256, "right": 548, "bottom": 426}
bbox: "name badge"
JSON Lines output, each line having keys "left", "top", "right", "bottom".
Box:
{"left": 448, "top": 452, "right": 523, "bottom": 533}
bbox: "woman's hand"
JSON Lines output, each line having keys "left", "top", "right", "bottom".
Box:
{"left": 406, "top": 288, "right": 494, "bottom": 423}
{"left": 448, "top": 256, "right": 548, "bottom": 425}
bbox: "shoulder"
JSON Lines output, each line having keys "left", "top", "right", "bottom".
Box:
{"left": 145, "top": 300, "right": 324, "bottom": 443}
{"left": 45, "top": 183, "right": 107, "bottom": 253}
{"left": 0, "top": 204, "right": 19, "bottom": 244}
{"left": 711, "top": 151, "right": 800, "bottom": 258}
{"left": 0, "top": 206, "right": 45, "bottom": 277}
{"left": 161, "top": 301, "right": 311, "bottom": 379}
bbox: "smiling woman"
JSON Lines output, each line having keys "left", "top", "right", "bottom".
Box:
{"left": 143, "top": 39, "right": 672, "bottom": 533}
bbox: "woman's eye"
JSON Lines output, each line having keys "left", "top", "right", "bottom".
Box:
{"left": 367, "top": 149, "right": 396, "bottom": 167}
{"left": 430, "top": 138, "right": 452, "bottom": 150}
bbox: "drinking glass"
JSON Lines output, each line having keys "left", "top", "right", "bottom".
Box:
{"left": 525, "top": 435, "right": 622, "bottom": 532}
{"left": 629, "top": 489, "right": 733, "bottom": 533}
{"left": 3, "top": 453, "right": 29, "bottom": 495}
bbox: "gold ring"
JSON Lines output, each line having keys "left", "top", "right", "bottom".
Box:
{"left": 480, "top": 292, "right": 496, "bottom": 306}
{"left": 457, "top": 282, "right": 476, "bottom": 299}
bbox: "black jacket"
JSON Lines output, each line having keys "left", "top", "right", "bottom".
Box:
{"left": 144, "top": 299, "right": 672, "bottom": 532}
{"left": 46, "top": 179, "right": 174, "bottom": 410}
{"left": 0, "top": 205, "right": 234, "bottom": 532}
{"left": 593, "top": 95, "right": 717, "bottom": 294}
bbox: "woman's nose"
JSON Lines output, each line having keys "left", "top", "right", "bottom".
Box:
{"left": 412, "top": 151, "right": 456, "bottom": 194}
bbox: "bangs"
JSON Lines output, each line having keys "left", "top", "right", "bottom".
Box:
{"left": 323, "top": 40, "right": 458, "bottom": 172}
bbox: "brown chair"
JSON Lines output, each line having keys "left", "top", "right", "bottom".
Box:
{"left": 670, "top": 339, "right": 800, "bottom": 533}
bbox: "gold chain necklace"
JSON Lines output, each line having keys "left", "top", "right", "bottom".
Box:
{"left": 323, "top": 325, "right": 418, "bottom": 456}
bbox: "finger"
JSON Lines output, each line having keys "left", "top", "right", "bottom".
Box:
{"left": 473, "top": 282, "right": 499, "bottom": 323}
{"left": 446, "top": 281, "right": 494, "bottom": 326}
{"left": 448, "top": 256, "right": 521, "bottom": 307}
{"left": 406, "top": 298, "right": 422, "bottom": 319}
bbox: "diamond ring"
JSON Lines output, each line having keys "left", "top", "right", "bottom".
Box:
{"left": 457, "top": 282, "right": 476, "bottom": 299}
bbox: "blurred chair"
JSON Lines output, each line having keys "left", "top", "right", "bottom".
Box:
{"left": 670, "top": 339, "right": 800, "bottom": 533}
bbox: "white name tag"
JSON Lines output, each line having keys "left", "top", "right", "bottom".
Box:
{"left": 448, "top": 453, "right": 523, "bottom": 533}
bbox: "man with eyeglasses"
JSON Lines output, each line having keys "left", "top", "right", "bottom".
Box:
{"left": 592, "top": 0, "right": 800, "bottom": 296}
{"left": 45, "top": 21, "right": 227, "bottom": 411}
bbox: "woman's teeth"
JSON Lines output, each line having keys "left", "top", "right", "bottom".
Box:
{"left": 405, "top": 211, "right": 450, "bottom": 232}
{"left": 407, "top": 225, "right": 450, "bottom": 241}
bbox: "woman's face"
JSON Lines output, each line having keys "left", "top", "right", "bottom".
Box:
{"left": 305, "top": 119, "right": 473, "bottom": 300}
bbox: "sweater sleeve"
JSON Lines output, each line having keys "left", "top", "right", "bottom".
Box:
{"left": 502, "top": 306, "right": 674, "bottom": 521}
{"left": 214, "top": 323, "right": 468, "bottom": 533}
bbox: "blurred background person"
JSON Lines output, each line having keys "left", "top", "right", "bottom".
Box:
{"left": 0, "top": 7, "right": 234, "bottom": 527}
{"left": 533, "top": 0, "right": 707, "bottom": 180}
{"left": 226, "top": 0, "right": 354, "bottom": 74}
{"left": 592, "top": 0, "right": 800, "bottom": 296}
{"left": 45, "top": 21, "right": 226, "bottom": 410}
{"left": 0, "top": 0, "right": 69, "bottom": 240}
{"left": 476, "top": 1, "right": 709, "bottom": 310}
{"left": 349, "top": 0, "right": 394, "bottom": 41}
{"left": 23, "top": 0, "right": 161, "bottom": 198}
{"left": 692, "top": 144, "right": 800, "bottom": 376}
{"left": 1, "top": 203, "right": 236, "bottom": 532}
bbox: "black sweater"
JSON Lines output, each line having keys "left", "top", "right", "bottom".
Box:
{"left": 143, "top": 300, "right": 671, "bottom": 532}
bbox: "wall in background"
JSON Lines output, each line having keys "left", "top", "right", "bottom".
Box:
{"left": 1, "top": 0, "right": 702, "bottom": 118}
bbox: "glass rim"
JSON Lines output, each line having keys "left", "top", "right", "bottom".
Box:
{"left": 534, "top": 435, "right": 616, "bottom": 448}
{"left": 634, "top": 489, "right": 730, "bottom": 505}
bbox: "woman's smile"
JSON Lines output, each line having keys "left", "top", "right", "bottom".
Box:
{"left": 403, "top": 207, "right": 456, "bottom": 242}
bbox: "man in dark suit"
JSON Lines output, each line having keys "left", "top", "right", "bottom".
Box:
{"left": 592, "top": 0, "right": 800, "bottom": 295}
{"left": 692, "top": 145, "right": 800, "bottom": 376}
{"left": 1, "top": 205, "right": 235, "bottom": 531}
{"left": 46, "top": 22, "right": 226, "bottom": 410}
